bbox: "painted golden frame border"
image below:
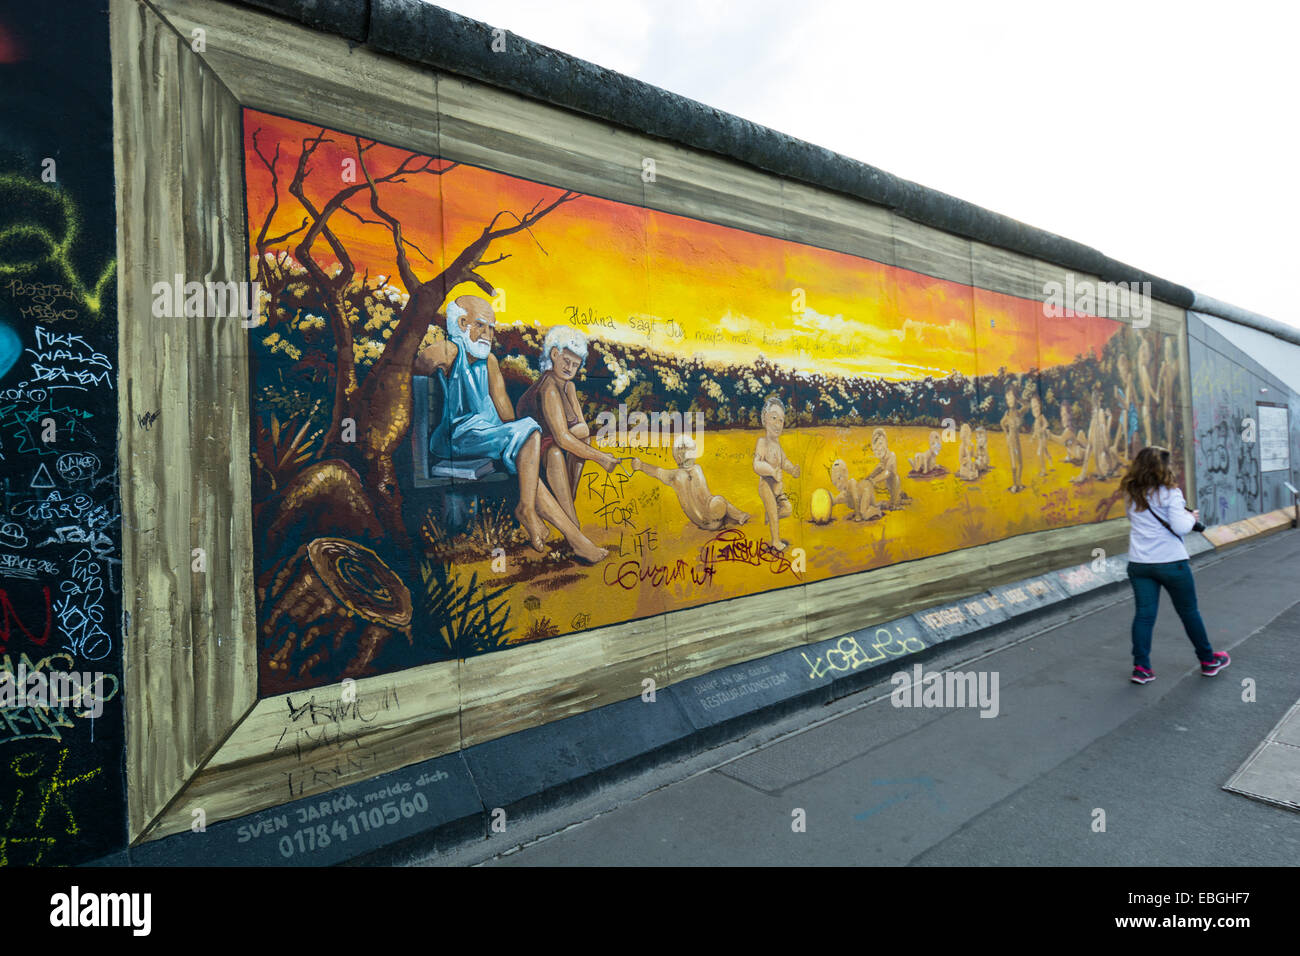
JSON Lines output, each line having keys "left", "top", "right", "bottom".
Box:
{"left": 112, "top": 0, "right": 1188, "bottom": 843}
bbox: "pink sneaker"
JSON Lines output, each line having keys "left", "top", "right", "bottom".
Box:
{"left": 1201, "top": 652, "right": 1230, "bottom": 676}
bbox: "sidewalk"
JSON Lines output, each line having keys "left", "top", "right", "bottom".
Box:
{"left": 433, "top": 529, "right": 1300, "bottom": 866}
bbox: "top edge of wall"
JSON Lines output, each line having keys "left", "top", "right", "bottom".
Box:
{"left": 237, "top": 0, "right": 370, "bottom": 41}
{"left": 230, "top": 0, "right": 1212, "bottom": 313}
{"left": 1190, "top": 295, "right": 1300, "bottom": 350}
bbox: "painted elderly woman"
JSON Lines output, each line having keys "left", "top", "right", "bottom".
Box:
{"left": 516, "top": 325, "right": 620, "bottom": 524}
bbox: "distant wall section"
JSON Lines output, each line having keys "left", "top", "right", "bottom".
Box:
{"left": 1187, "top": 310, "right": 1299, "bottom": 525}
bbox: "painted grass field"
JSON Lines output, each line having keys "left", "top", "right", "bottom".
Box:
{"left": 434, "top": 425, "right": 1124, "bottom": 646}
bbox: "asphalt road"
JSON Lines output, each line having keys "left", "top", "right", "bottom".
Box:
{"left": 426, "top": 529, "right": 1300, "bottom": 866}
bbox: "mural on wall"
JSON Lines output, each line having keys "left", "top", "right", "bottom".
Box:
{"left": 0, "top": 0, "right": 125, "bottom": 866}
{"left": 243, "top": 109, "right": 1190, "bottom": 695}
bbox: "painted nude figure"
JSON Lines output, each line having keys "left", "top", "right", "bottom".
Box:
{"left": 1050, "top": 404, "right": 1087, "bottom": 465}
{"left": 830, "top": 458, "right": 884, "bottom": 520}
{"left": 907, "top": 430, "right": 944, "bottom": 475}
{"left": 515, "top": 325, "right": 620, "bottom": 525}
{"left": 956, "top": 423, "right": 980, "bottom": 481}
{"left": 1112, "top": 351, "right": 1138, "bottom": 464}
{"left": 1157, "top": 335, "right": 1179, "bottom": 445}
{"left": 974, "top": 426, "right": 990, "bottom": 473}
{"left": 1030, "top": 395, "right": 1052, "bottom": 477}
{"left": 634, "top": 435, "right": 748, "bottom": 531}
{"left": 1001, "top": 387, "right": 1026, "bottom": 493}
{"left": 866, "top": 427, "right": 903, "bottom": 508}
{"left": 753, "top": 396, "right": 800, "bottom": 550}
{"left": 1072, "top": 384, "right": 1115, "bottom": 484}
{"left": 415, "top": 294, "right": 607, "bottom": 563}
{"left": 1137, "top": 335, "right": 1157, "bottom": 449}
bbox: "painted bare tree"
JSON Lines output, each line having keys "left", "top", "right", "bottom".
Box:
{"left": 258, "top": 126, "right": 579, "bottom": 549}
{"left": 251, "top": 126, "right": 579, "bottom": 686}
{"left": 248, "top": 129, "right": 308, "bottom": 332}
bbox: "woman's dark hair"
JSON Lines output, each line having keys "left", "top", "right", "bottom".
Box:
{"left": 1121, "top": 446, "right": 1175, "bottom": 512}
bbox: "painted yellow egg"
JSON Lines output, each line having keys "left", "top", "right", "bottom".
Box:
{"left": 809, "top": 487, "right": 833, "bottom": 524}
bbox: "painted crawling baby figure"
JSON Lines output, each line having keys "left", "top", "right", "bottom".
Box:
{"left": 633, "top": 434, "right": 749, "bottom": 531}
{"left": 830, "top": 458, "right": 884, "bottom": 521}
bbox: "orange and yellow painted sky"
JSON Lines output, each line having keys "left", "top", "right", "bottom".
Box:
{"left": 243, "top": 109, "right": 1120, "bottom": 380}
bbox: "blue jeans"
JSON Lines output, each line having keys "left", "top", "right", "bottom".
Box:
{"left": 1126, "top": 560, "right": 1215, "bottom": 669}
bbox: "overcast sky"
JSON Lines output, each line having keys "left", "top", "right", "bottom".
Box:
{"left": 427, "top": 0, "right": 1299, "bottom": 330}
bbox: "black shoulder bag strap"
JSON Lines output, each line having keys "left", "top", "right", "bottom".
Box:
{"left": 1145, "top": 497, "right": 1183, "bottom": 540}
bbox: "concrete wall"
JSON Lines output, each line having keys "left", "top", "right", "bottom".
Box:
{"left": 1197, "top": 311, "right": 1300, "bottom": 518}
{"left": 2, "top": 0, "right": 1295, "bottom": 866}
{"left": 1187, "top": 311, "right": 1299, "bottom": 525}
{"left": 0, "top": 0, "right": 126, "bottom": 866}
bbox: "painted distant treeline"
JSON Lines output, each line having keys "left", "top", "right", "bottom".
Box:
{"left": 250, "top": 268, "right": 1132, "bottom": 443}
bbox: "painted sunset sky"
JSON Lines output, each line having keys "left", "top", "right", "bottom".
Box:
{"left": 242, "top": 108, "right": 1120, "bottom": 380}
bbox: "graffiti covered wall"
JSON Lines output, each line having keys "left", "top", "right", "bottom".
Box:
{"left": 1188, "top": 311, "right": 1299, "bottom": 526}
{"left": 0, "top": 0, "right": 125, "bottom": 866}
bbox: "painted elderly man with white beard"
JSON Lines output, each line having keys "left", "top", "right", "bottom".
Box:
{"left": 415, "top": 294, "right": 607, "bottom": 564}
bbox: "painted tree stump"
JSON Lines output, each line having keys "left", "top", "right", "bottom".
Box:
{"left": 260, "top": 537, "right": 413, "bottom": 686}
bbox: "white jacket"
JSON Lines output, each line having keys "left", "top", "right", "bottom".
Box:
{"left": 1127, "top": 485, "right": 1195, "bottom": 564}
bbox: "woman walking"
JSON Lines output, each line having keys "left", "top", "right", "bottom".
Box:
{"left": 1120, "top": 446, "right": 1229, "bottom": 684}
